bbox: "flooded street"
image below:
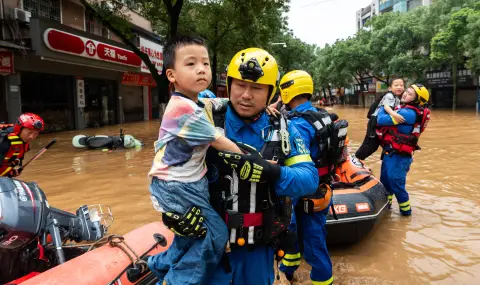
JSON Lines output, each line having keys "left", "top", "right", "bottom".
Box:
{"left": 20, "top": 106, "right": 480, "bottom": 284}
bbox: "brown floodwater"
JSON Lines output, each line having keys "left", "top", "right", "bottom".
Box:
{"left": 19, "top": 106, "right": 480, "bottom": 284}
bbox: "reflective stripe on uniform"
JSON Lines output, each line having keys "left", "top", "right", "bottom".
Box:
{"left": 391, "top": 115, "right": 399, "bottom": 125}
{"left": 399, "top": 200, "right": 411, "bottom": 211}
{"left": 284, "top": 253, "right": 301, "bottom": 259}
{"left": 281, "top": 252, "right": 302, "bottom": 267}
{"left": 10, "top": 141, "right": 22, "bottom": 145}
{"left": 312, "top": 276, "right": 334, "bottom": 285}
{"left": 281, "top": 259, "right": 301, "bottom": 267}
{"left": 8, "top": 135, "right": 20, "bottom": 140}
{"left": 1, "top": 167, "right": 12, "bottom": 176}
{"left": 284, "top": 154, "right": 312, "bottom": 166}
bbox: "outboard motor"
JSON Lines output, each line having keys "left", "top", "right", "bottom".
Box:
{"left": 0, "top": 177, "right": 113, "bottom": 282}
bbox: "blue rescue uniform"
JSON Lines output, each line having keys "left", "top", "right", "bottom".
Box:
{"left": 207, "top": 106, "right": 319, "bottom": 285}
{"left": 279, "top": 101, "right": 333, "bottom": 285}
{"left": 377, "top": 106, "right": 416, "bottom": 215}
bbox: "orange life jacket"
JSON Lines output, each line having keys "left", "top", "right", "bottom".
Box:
{"left": 0, "top": 124, "right": 29, "bottom": 176}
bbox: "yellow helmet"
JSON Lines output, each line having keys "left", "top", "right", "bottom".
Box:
{"left": 411, "top": 84, "right": 429, "bottom": 106}
{"left": 227, "top": 48, "right": 279, "bottom": 104}
{"left": 279, "top": 70, "right": 314, "bottom": 104}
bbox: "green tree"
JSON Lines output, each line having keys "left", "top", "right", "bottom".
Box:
{"left": 329, "top": 33, "right": 371, "bottom": 107}
{"left": 80, "top": 0, "right": 186, "bottom": 105}
{"left": 367, "top": 10, "right": 432, "bottom": 83}
{"left": 145, "top": 0, "right": 289, "bottom": 93}
{"left": 464, "top": 3, "right": 480, "bottom": 75}
{"left": 431, "top": 6, "right": 476, "bottom": 110}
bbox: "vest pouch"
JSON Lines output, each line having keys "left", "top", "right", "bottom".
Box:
{"left": 262, "top": 206, "right": 289, "bottom": 244}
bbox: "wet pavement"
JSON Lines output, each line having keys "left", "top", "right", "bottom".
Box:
{"left": 20, "top": 106, "right": 480, "bottom": 284}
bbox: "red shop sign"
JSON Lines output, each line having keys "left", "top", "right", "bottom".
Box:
{"left": 0, "top": 51, "right": 14, "bottom": 74}
{"left": 121, "top": 72, "right": 157, "bottom": 87}
{"left": 43, "top": 28, "right": 142, "bottom": 67}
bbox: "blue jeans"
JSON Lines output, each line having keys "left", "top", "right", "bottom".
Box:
{"left": 380, "top": 153, "right": 413, "bottom": 215}
{"left": 147, "top": 177, "right": 228, "bottom": 285}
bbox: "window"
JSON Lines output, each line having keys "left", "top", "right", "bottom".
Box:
{"left": 408, "top": 0, "right": 423, "bottom": 11}
{"left": 85, "top": 13, "right": 110, "bottom": 39}
{"left": 23, "top": 0, "right": 61, "bottom": 22}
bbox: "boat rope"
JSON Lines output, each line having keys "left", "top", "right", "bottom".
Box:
{"left": 87, "top": 234, "right": 148, "bottom": 272}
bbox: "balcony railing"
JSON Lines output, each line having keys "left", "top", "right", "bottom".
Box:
{"left": 23, "top": 0, "right": 61, "bottom": 22}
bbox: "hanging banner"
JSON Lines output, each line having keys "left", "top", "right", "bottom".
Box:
{"left": 0, "top": 51, "right": 14, "bottom": 74}
{"left": 139, "top": 37, "right": 163, "bottom": 74}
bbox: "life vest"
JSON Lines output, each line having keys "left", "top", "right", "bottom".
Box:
{"left": 0, "top": 125, "right": 29, "bottom": 177}
{"left": 288, "top": 109, "right": 348, "bottom": 213}
{"left": 289, "top": 109, "right": 348, "bottom": 182}
{"left": 335, "top": 154, "right": 373, "bottom": 185}
{"left": 206, "top": 113, "right": 292, "bottom": 248}
{"left": 377, "top": 105, "right": 430, "bottom": 156}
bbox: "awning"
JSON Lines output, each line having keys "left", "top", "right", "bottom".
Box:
{"left": 0, "top": 40, "right": 29, "bottom": 50}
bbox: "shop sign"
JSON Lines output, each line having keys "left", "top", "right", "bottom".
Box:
{"left": 121, "top": 72, "right": 157, "bottom": 87}
{"left": 368, "top": 83, "right": 376, "bottom": 93}
{"left": 426, "top": 69, "right": 474, "bottom": 88}
{"left": 77, "top": 79, "right": 85, "bottom": 108}
{"left": 354, "top": 83, "right": 369, "bottom": 92}
{"left": 139, "top": 37, "right": 163, "bottom": 74}
{"left": 0, "top": 51, "right": 14, "bottom": 74}
{"left": 44, "top": 28, "right": 142, "bottom": 67}
{"left": 376, "top": 81, "right": 388, "bottom": 93}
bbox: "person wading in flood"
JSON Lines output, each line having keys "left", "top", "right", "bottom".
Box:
{"left": 376, "top": 84, "right": 430, "bottom": 216}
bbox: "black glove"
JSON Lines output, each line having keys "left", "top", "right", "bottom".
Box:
{"left": 218, "top": 142, "right": 281, "bottom": 183}
{"left": 161, "top": 206, "right": 207, "bottom": 238}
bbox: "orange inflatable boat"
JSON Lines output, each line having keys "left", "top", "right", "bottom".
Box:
{"left": 326, "top": 154, "right": 389, "bottom": 245}
{"left": 0, "top": 177, "right": 172, "bottom": 285}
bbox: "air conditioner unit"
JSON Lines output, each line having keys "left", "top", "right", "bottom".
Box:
{"left": 13, "top": 8, "right": 31, "bottom": 23}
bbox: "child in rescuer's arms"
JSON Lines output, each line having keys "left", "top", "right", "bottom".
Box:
{"left": 355, "top": 76, "right": 405, "bottom": 160}
{"left": 146, "top": 35, "right": 241, "bottom": 285}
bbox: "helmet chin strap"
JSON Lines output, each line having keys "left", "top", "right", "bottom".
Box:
{"left": 228, "top": 102, "right": 266, "bottom": 122}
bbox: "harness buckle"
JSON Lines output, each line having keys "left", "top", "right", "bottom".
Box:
{"left": 279, "top": 116, "right": 291, "bottom": 156}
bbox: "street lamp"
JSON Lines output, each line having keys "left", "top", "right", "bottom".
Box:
{"left": 270, "top": 42, "right": 287, "bottom": 48}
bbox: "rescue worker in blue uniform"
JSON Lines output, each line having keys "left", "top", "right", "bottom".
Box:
{"left": 277, "top": 71, "right": 334, "bottom": 285}
{"left": 376, "top": 84, "right": 430, "bottom": 216}
{"left": 156, "top": 48, "right": 319, "bottom": 285}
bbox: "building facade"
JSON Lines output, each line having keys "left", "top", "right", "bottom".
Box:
{"left": 0, "top": 0, "right": 163, "bottom": 132}
{"left": 356, "top": 1, "right": 378, "bottom": 32}
{"left": 377, "top": 0, "right": 432, "bottom": 14}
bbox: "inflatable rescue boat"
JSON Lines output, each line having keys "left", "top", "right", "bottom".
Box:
{"left": 72, "top": 129, "right": 144, "bottom": 150}
{"left": 0, "top": 178, "right": 171, "bottom": 285}
{"left": 326, "top": 154, "right": 389, "bottom": 245}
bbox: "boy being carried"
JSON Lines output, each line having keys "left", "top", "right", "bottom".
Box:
{"left": 355, "top": 77, "right": 405, "bottom": 160}
{"left": 147, "top": 35, "right": 241, "bottom": 285}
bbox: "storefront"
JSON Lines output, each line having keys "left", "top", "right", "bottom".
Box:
{"left": 21, "top": 71, "right": 75, "bottom": 131}
{"left": 425, "top": 69, "right": 478, "bottom": 109}
{"left": 3, "top": 18, "right": 149, "bottom": 132}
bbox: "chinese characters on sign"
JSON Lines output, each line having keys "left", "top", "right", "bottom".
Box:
{"left": 426, "top": 69, "right": 474, "bottom": 88}
{"left": 121, "top": 72, "right": 157, "bottom": 87}
{"left": 77, "top": 79, "right": 85, "bottom": 108}
{"left": 0, "top": 51, "right": 14, "bottom": 74}
{"left": 139, "top": 37, "right": 164, "bottom": 74}
{"left": 44, "top": 29, "right": 142, "bottom": 67}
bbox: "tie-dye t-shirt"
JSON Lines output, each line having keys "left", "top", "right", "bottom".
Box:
{"left": 148, "top": 93, "right": 227, "bottom": 182}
